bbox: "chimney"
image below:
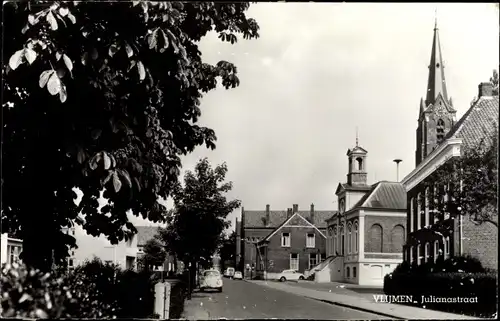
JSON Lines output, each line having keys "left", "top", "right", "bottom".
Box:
{"left": 292, "top": 204, "right": 298, "bottom": 213}
{"left": 265, "top": 204, "right": 270, "bottom": 226}
{"left": 478, "top": 82, "right": 493, "bottom": 98}
{"left": 287, "top": 208, "right": 292, "bottom": 218}
{"left": 310, "top": 203, "right": 315, "bottom": 224}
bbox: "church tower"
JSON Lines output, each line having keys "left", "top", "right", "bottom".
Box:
{"left": 346, "top": 134, "right": 368, "bottom": 186}
{"left": 415, "top": 18, "right": 456, "bottom": 166}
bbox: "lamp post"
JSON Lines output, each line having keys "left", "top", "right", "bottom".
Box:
{"left": 393, "top": 159, "right": 402, "bottom": 181}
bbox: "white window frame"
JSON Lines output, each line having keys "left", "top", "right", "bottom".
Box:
{"left": 410, "top": 197, "right": 414, "bottom": 232}
{"left": 417, "top": 244, "right": 422, "bottom": 265}
{"left": 333, "top": 226, "right": 337, "bottom": 254}
{"left": 306, "top": 233, "right": 315, "bottom": 248}
{"left": 424, "top": 187, "right": 430, "bottom": 227}
{"left": 7, "top": 245, "right": 21, "bottom": 265}
{"left": 425, "top": 242, "right": 430, "bottom": 263}
{"left": 445, "top": 236, "right": 450, "bottom": 258}
{"left": 409, "top": 246, "right": 413, "bottom": 263}
{"left": 347, "top": 224, "right": 352, "bottom": 254}
{"left": 417, "top": 193, "right": 422, "bottom": 229}
{"left": 290, "top": 253, "right": 299, "bottom": 271}
{"left": 354, "top": 222, "right": 358, "bottom": 253}
{"left": 434, "top": 240, "right": 439, "bottom": 262}
{"left": 281, "top": 233, "right": 291, "bottom": 247}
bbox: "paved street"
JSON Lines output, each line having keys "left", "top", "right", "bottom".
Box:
{"left": 183, "top": 279, "right": 385, "bottom": 319}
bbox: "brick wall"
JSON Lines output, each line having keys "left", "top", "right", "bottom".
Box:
{"left": 241, "top": 228, "right": 273, "bottom": 274}
{"left": 462, "top": 216, "right": 498, "bottom": 270}
{"left": 264, "top": 226, "right": 326, "bottom": 273}
{"left": 364, "top": 215, "right": 406, "bottom": 254}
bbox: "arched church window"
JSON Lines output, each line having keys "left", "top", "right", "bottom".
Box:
{"left": 356, "top": 157, "right": 363, "bottom": 171}
{"left": 437, "top": 119, "right": 445, "bottom": 144}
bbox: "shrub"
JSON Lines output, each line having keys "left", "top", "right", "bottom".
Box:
{"left": 434, "top": 255, "right": 485, "bottom": 273}
{"left": 0, "top": 261, "right": 118, "bottom": 318}
{"left": 384, "top": 271, "right": 497, "bottom": 317}
{"left": 1, "top": 258, "right": 159, "bottom": 319}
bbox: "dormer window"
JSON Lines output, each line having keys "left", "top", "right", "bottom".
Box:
{"left": 339, "top": 199, "right": 345, "bottom": 214}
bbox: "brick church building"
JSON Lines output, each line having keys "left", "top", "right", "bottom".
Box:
{"left": 401, "top": 20, "right": 499, "bottom": 269}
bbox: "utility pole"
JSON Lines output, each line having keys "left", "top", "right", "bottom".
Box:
{"left": 393, "top": 159, "right": 402, "bottom": 181}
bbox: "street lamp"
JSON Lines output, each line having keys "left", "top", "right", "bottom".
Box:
{"left": 393, "top": 159, "right": 402, "bottom": 182}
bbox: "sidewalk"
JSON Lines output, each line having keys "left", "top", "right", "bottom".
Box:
{"left": 247, "top": 280, "right": 481, "bottom": 320}
{"left": 181, "top": 292, "right": 210, "bottom": 320}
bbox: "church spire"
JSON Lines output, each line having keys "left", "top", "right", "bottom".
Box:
{"left": 425, "top": 15, "right": 448, "bottom": 106}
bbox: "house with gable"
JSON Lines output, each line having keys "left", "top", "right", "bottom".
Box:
{"left": 236, "top": 204, "right": 335, "bottom": 279}
{"left": 317, "top": 141, "right": 407, "bottom": 286}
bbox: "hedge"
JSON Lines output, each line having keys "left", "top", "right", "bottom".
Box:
{"left": 384, "top": 256, "right": 497, "bottom": 317}
{"left": 0, "top": 258, "right": 166, "bottom": 319}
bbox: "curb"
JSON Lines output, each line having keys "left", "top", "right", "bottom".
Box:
{"left": 313, "top": 298, "right": 403, "bottom": 319}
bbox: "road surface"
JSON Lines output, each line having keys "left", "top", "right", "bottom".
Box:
{"left": 184, "top": 278, "right": 385, "bottom": 319}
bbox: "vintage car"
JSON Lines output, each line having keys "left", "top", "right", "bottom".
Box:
{"left": 200, "top": 269, "right": 223, "bottom": 292}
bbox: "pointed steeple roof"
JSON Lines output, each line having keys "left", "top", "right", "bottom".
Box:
{"left": 425, "top": 17, "right": 449, "bottom": 106}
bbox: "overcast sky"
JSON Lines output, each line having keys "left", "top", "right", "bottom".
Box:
{"left": 123, "top": 2, "right": 499, "bottom": 230}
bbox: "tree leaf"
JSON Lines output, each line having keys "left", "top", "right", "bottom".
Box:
{"left": 102, "top": 170, "right": 113, "bottom": 186}
{"left": 160, "top": 29, "right": 169, "bottom": 49}
{"left": 148, "top": 29, "right": 158, "bottom": 49}
{"left": 77, "top": 148, "right": 86, "bottom": 164}
{"left": 21, "top": 24, "right": 29, "bottom": 34}
{"left": 113, "top": 171, "right": 122, "bottom": 192}
{"left": 28, "top": 14, "right": 36, "bottom": 25}
{"left": 108, "top": 44, "right": 119, "bottom": 57}
{"left": 24, "top": 48, "right": 37, "bottom": 65}
{"left": 91, "top": 129, "right": 102, "bottom": 140}
{"left": 59, "top": 7, "right": 69, "bottom": 17}
{"left": 56, "top": 52, "right": 62, "bottom": 61}
{"left": 67, "top": 12, "right": 76, "bottom": 24}
{"left": 39, "top": 70, "right": 53, "bottom": 88}
{"left": 59, "top": 83, "right": 68, "bottom": 102}
{"left": 137, "top": 61, "right": 146, "bottom": 81}
{"left": 9, "top": 49, "right": 24, "bottom": 70}
{"left": 63, "top": 54, "right": 73, "bottom": 71}
{"left": 103, "top": 152, "right": 111, "bottom": 170}
{"left": 119, "top": 169, "right": 132, "bottom": 188}
{"left": 124, "top": 42, "right": 133, "bottom": 58}
{"left": 46, "top": 11, "right": 58, "bottom": 31}
{"left": 47, "top": 73, "right": 62, "bottom": 95}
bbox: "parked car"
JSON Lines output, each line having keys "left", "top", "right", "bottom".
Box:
{"left": 233, "top": 271, "right": 243, "bottom": 280}
{"left": 200, "top": 269, "right": 223, "bottom": 292}
{"left": 223, "top": 267, "right": 235, "bottom": 278}
{"left": 277, "top": 269, "right": 305, "bottom": 282}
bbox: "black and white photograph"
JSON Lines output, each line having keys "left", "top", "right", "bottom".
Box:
{"left": 1, "top": 1, "right": 498, "bottom": 320}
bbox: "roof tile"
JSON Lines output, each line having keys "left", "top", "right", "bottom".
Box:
{"left": 446, "top": 96, "right": 499, "bottom": 150}
{"left": 243, "top": 208, "right": 336, "bottom": 228}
